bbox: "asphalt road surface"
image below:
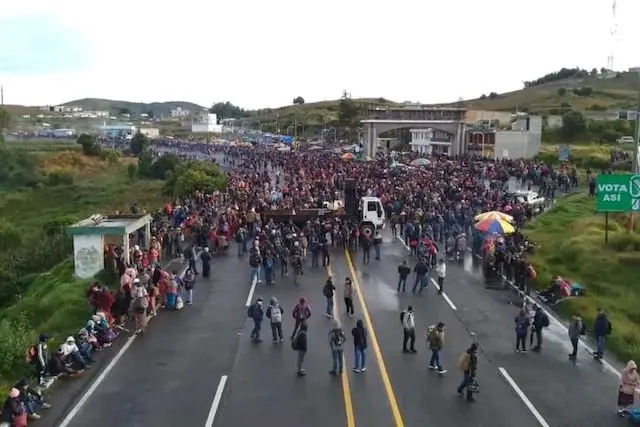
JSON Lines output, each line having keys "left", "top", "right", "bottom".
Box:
{"left": 51, "top": 235, "right": 629, "bottom": 427}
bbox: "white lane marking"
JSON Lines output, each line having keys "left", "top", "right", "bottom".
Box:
{"left": 395, "top": 235, "right": 457, "bottom": 311}
{"left": 500, "top": 274, "right": 620, "bottom": 377}
{"left": 58, "top": 335, "right": 136, "bottom": 427}
{"left": 498, "top": 367, "right": 550, "bottom": 427}
{"left": 429, "top": 278, "right": 457, "bottom": 310}
{"left": 245, "top": 275, "right": 257, "bottom": 307}
{"left": 59, "top": 255, "right": 197, "bottom": 427}
{"left": 204, "top": 375, "right": 228, "bottom": 427}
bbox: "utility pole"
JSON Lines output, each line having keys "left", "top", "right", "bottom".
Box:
{"left": 294, "top": 109, "right": 298, "bottom": 141}
{"left": 0, "top": 85, "right": 4, "bottom": 106}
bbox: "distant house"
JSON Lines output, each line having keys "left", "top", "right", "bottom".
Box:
{"left": 170, "top": 107, "right": 190, "bottom": 117}
{"left": 53, "top": 105, "right": 83, "bottom": 113}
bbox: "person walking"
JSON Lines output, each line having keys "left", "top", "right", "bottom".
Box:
{"left": 435, "top": 258, "right": 446, "bottom": 295}
{"left": 292, "top": 322, "right": 308, "bottom": 377}
{"left": 328, "top": 320, "right": 346, "bottom": 376}
{"left": 397, "top": 260, "right": 410, "bottom": 293}
{"left": 352, "top": 319, "right": 368, "bottom": 373}
{"left": 457, "top": 342, "right": 479, "bottom": 402}
{"left": 266, "top": 297, "right": 284, "bottom": 343}
{"left": 530, "top": 305, "right": 549, "bottom": 352}
{"left": 568, "top": 314, "right": 584, "bottom": 361}
{"left": 344, "top": 277, "right": 355, "bottom": 316}
{"left": 412, "top": 258, "right": 429, "bottom": 294}
{"left": 247, "top": 297, "right": 264, "bottom": 343}
{"left": 426, "top": 322, "right": 447, "bottom": 374}
{"left": 617, "top": 360, "right": 639, "bottom": 416}
{"left": 323, "top": 277, "right": 336, "bottom": 318}
{"left": 401, "top": 306, "right": 417, "bottom": 353}
{"left": 593, "top": 308, "right": 612, "bottom": 360}
{"left": 291, "top": 297, "right": 311, "bottom": 339}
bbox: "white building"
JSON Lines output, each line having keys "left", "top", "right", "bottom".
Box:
{"left": 409, "top": 128, "right": 452, "bottom": 155}
{"left": 191, "top": 111, "right": 223, "bottom": 133}
{"left": 171, "top": 107, "right": 191, "bottom": 117}
{"left": 494, "top": 115, "right": 542, "bottom": 159}
{"left": 139, "top": 128, "right": 160, "bottom": 138}
{"left": 53, "top": 105, "right": 83, "bottom": 113}
{"left": 71, "top": 111, "right": 110, "bottom": 118}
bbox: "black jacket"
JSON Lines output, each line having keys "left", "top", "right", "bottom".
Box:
{"left": 352, "top": 326, "right": 368, "bottom": 350}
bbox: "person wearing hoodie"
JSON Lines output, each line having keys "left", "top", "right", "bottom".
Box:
{"left": 322, "top": 277, "right": 336, "bottom": 317}
{"left": 266, "top": 297, "right": 284, "bottom": 343}
{"left": 352, "top": 319, "right": 368, "bottom": 373}
{"left": 328, "top": 320, "right": 346, "bottom": 375}
{"left": 293, "top": 322, "right": 308, "bottom": 377}
{"left": 568, "top": 314, "right": 584, "bottom": 360}
{"left": 1, "top": 388, "right": 27, "bottom": 427}
{"left": 14, "top": 378, "right": 51, "bottom": 420}
{"left": 617, "top": 360, "right": 639, "bottom": 416}
{"left": 290, "top": 297, "right": 311, "bottom": 339}
{"left": 60, "top": 337, "right": 90, "bottom": 370}
{"left": 514, "top": 309, "right": 530, "bottom": 353}
{"left": 248, "top": 297, "right": 265, "bottom": 343}
{"left": 593, "top": 308, "right": 612, "bottom": 360}
{"left": 343, "top": 277, "right": 355, "bottom": 316}
{"left": 427, "top": 322, "right": 447, "bottom": 374}
{"left": 457, "top": 342, "right": 479, "bottom": 402}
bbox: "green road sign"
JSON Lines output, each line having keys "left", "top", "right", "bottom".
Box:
{"left": 595, "top": 174, "right": 640, "bottom": 212}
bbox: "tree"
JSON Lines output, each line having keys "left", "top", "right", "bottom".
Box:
{"left": 523, "top": 67, "right": 588, "bottom": 88}
{"left": 600, "top": 67, "right": 608, "bottom": 74}
{"left": 130, "top": 132, "right": 149, "bottom": 155}
{"left": 560, "top": 111, "right": 587, "bottom": 141}
{"left": 209, "top": 102, "right": 249, "bottom": 119}
{"left": 76, "top": 133, "right": 101, "bottom": 156}
{"left": 590, "top": 68, "right": 598, "bottom": 75}
{"left": 338, "top": 91, "right": 358, "bottom": 126}
{"left": 572, "top": 86, "right": 593, "bottom": 97}
{"left": 164, "top": 161, "right": 228, "bottom": 196}
{"left": 118, "top": 108, "right": 131, "bottom": 116}
{"left": 488, "top": 92, "right": 498, "bottom": 100}
{"left": 479, "top": 94, "right": 488, "bottom": 99}
{"left": 293, "top": 96, "right": 305, "bottom": 105}
{"left": 0, "top": 108, "right": 10, "bottom": 132}
{"left": 557, "top": 88, "right": 567, "bottom": 96}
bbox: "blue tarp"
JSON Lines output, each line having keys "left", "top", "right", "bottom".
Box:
{"left": 279, "top": 136, "right": 294, "bottom": 144}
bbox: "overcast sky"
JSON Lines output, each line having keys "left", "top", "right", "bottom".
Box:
{"left": 1, "top": 0, "right": 639, "bottom": 109}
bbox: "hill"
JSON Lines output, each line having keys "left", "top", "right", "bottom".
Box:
{"left": 61, "top": 98, "right": 206, "bottom": 117}
{"left": 0, "top": 104, "right": 59, "bottom": 116}
{"left": 443, "top": 71, "right": 639, "bottom": 113}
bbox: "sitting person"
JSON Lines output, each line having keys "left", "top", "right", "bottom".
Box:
{"left": 1, "top": 388, "right": 28, "bottom": 427}
{"left": 77, "top": 328, "right": 99, "bottom": 353}
{"left": 60, "top": 337, "right": 92, "bottom": 369}
{"left": 14, "top": 378, "right": 51, "bottom": 420}
{"left": 85, "top": 320, "right": 114, "bottom": 348}
{"left": 48, "top": 348, "right": 83, "bottom": 378}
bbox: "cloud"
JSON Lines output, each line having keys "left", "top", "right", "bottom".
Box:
{"left": 0, "top": 14, "right": 92, "bottom": 75}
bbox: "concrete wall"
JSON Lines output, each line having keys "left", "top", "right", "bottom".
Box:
{"left": 495, "top": 131, "right": 541, "bottom": 159}
{"left": 139, "top": 128, "right": 160, "bottom": 138}
{"left": 73, "top": 234, "right": 104, "bottom": 279}
{"left": 466, "top": 110, "right": 512, "bottom": 126}
{"left": 546, "top": 115, "right": 563, "bottom": 129}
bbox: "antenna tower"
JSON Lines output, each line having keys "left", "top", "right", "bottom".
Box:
{"left": 607, "top": 0, "right": 618, "bottom": 70}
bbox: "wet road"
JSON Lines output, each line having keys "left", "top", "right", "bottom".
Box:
{"left": 53, "top": 237, "right": 628, "bottom": 427}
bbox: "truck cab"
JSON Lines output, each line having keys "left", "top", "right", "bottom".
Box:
{"left": 358, "top": 196, "right": 385, "bottom": 237}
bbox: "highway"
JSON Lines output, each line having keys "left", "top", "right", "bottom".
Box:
{"left": 48, "top": 234, "right": 627, "bottom": 427}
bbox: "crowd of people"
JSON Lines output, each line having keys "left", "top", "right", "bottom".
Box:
{"left": 5, "top": 137, "right": 637, "bottom": 425}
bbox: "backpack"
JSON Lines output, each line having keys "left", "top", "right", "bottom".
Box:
{"left": 426, "top": 325, "right": 436, "bottom": 342}
{"left": 400, "top": 311, "right": 406, "bottom": 325}
{"left": 626, "top": 408, "right": 640, "bottom": 423}
{"left": 247, "top": 305, "right": 254, "bottom": 318}
{"left": 323, "top": 285, "right": 332, "bottom": 297}
{"left": 541, "top": 313, "right": 550, "bottom": 328}
{"left": 606, "top": 320, "right": 612, "bottom": 335}
{"left": 579, "top": 322, "right": 587, "bottom": 336}
{"left": 458, "top": 352, "right": 470, "bottom": 371}
{"left": 291, "top": 332, "right": 300, "bottom": 350}
{"left": 136, "top": 296, "right": 149, "bottom": 309}
{"left": 527, "top": 265, "right": 537, "bottom": 279}
{"left": 331, "top": 329, "right": 345, "bottom": 347}
{"left": 270, "top": 306, "right": 282, "bottom": 323}
{"left": 25, "top": 345, "right": 37, "bottom": 363}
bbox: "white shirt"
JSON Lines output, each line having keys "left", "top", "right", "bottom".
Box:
{"left": 403, "top": 311, "right": 415, "bottom": 330}
{"left": 61, "top": 342, "right": 79, "bottom": 356}
{"left": 436, "top": 263, "right": 447, "bottom": 278}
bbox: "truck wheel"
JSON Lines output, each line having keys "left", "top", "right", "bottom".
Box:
{"left": 360, "top": 224, "right": 374, "bottom": 240}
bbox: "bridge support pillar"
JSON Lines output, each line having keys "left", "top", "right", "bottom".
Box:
{"left": 363, "top": 123, "right": 377, "bottom": 159}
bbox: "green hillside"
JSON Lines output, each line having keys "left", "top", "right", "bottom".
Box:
{"left": 61, "top": 98, "right": 206, "bottom": 117}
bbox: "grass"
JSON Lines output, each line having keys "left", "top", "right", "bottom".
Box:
{"left": 537, "top": 142, "right": 634, "bottom": 170}
{"left": 526, "top": 192, "right": 640, "bottom": 362}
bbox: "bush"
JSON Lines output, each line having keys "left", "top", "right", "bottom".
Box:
{"left": 0, "top": 314, "right": 33, "bottom": 384}
{"left": 47, "top": 171, "right": 74, "bottom": 186}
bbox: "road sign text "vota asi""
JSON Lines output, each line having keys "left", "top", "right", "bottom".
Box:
{"left": 595, "top": 174, "right": 640, "bottom": 212}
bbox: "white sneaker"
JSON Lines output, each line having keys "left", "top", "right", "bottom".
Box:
{"left": 360, "top": 367, "right": 367, "bottom": 372}
{"left": 438, "top": 370, "right": 447, "bottom": 375}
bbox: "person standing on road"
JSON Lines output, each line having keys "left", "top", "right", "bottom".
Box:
{"left": 323, "top": 277, "right": 336, "bottom": 318}
{"left": 530, "top": 305, "right": 549, "bottom": 352}
{"left": 457, "top": 342, "right": 479, "bottom": 402}
{"left": 397, "top": 260, "right": 410, "bottom": 292}
{"left": 412, "top": 258, "right": 429, "bottom": 293}
{"left": 292, "top": 322, "right": 308, "bottom": 377}
{"left": 426, "top": 322, "right": 447, "bottom": 374}
{"left": 352, "top": 319, "right": 368, "bottom": 373}
{"left": 514, "top": 308, "right": 530, "bottom": 353}
{"left": 328, "top": 320, "right": 346, "bottom": 376}
{"left": 344, "top": 277, "right": 355, "bottom": 316}
{"left": 568, "top": 314, "right": 584, "bottom": 360}
{"left": 291, "top": 297, "right": 311, "bottom": 339}
{"left": 373, "top": 230, "right": 383, "bottom": 260}
{"left": 401, "top": 306, "right": 417, "bottom": 353}
{"left": 435, "top": 258, "right": 446, "bottom": 295}
{"left": 617, "top": 360, "right": 639, "bottom": 416}
{"left": 361, "top": 233, "right": 372, "bottom": 264}
{"left": 249, "top": 249, "right": 262, "bottom": 284}
{"left": 593, "top": 308, "right": 612, "bottom": 360}
{"left": 266, "top": 297, "right": 284, "bottom": 343}
{"left": 248, "top": 297, "right": 264, "bottom": 343}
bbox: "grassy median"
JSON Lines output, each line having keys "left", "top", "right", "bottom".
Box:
{"left": 525, "top": 192, "right": 640, "bottom": 362}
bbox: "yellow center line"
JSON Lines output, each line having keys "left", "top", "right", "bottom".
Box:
{"left": 343, "top": 249, "right": 405, "bottom": 427}
{"left": 326, "top": 264, "right": 356, "bottom": 427}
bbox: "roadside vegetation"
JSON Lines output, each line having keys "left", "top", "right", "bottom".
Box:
{"left": 0, "top": 133, "right": 227, "bottom": 396}
{"left": 526, "top": 193, "right": 640, "bottom": 362}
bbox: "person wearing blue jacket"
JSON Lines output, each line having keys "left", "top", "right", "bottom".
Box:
{"left": 248, "top": 297, "right": 265, "bottom": 343}
{"left": 593, "top": 308, "right": 612, "bottom": 360}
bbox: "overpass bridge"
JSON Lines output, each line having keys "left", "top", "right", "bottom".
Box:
{"left": 360, "top": 106, "right": 467, "bottom": 158}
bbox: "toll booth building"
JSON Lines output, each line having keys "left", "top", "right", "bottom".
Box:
{"left": 66, "top": 214, "right": 152, "bottom": 279}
